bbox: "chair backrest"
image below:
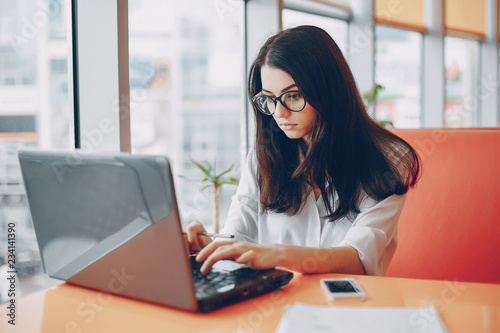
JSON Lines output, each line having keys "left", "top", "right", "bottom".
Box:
{"left": 385, "top": 128, "right": 500, "bottom": 284}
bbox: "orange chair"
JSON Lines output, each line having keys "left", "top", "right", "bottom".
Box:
{"left": 385, "top": 128, "right": 500, "bottom": 284}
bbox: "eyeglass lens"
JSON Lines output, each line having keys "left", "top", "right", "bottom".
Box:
{"left": 255, "top": 91, "right": 305, "bottom": 114}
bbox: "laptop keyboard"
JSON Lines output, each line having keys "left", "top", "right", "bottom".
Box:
{"left": 189, "top": 256, "right": 240, "bottom": 298}
{"left": 188, "top": 256, "right": 293, "bottom": 311}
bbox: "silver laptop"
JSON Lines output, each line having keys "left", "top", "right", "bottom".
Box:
{"left": 18, "top": 149, "right": 292, "bottom": 312}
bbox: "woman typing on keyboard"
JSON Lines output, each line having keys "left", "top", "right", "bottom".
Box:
{"left": 183, "top": 25, "right": 420, "bottom": 276}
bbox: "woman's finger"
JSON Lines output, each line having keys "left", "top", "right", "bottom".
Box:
{"left": 235, "top": 249, "right": 256, "bottom": 265}
{"left": 182, "top": 221, "right": 210, "bottom": 253}
{"left": 200, "top": 244, "right": 246, "bottom": 273}
{"left": 198, "top": 234, "right": 213, "bottom": 249}
{"left": 196, "top": 239, "right": 236, "bottom": 262}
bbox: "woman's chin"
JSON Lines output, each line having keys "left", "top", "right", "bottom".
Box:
{"left": 284, "top": 133, "right": 303, "bottom": 140}
{"left": 281, "top": 130, "right": 310, "bottom": 141}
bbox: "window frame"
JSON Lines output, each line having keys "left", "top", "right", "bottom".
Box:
{"left": 281, "top": 0, "right": 352, "bottom": 22}
{"left": 374, "top": 25, "right": 424, "bottom": 128}
{"left": 71, "top": 0, "right": 130, "bottom": 153}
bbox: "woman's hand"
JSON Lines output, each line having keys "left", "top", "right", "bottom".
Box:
{"left": 182, "top": 221, "right": 213, "bottom": 254}
{"left": 195, "top": 240, "right": 286, "bottom": 274}
{"left": 195, "top": 241, "right": 366, "bottom": 275}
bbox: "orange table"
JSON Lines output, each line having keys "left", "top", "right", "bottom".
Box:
{"left": 2, "top": 273, "right": 499, "bottom": 332}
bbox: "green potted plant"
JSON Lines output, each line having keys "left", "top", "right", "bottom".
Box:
{"left": 363, "top": 83, "right": 394, "bottom": 128}
{"left": 362, "top": 83, "right": 384, "bottom": 107}
{"left": 189, "top": 160, "right": 239, "bottom": 233}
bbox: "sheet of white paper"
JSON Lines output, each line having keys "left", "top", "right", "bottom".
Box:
{"left": 275, "top": 303, "right": 449, "bottom": 333}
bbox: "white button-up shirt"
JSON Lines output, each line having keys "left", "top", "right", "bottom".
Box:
{"left": 222, "top": 149, "right": 406, "bottom": 276}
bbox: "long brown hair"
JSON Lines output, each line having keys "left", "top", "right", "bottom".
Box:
{"left": 248, "top": 25, "right": 420, "bottom": 221}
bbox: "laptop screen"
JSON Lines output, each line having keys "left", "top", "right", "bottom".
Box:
{"left": 19, "top": 151, "right": 174, "bottom": 279}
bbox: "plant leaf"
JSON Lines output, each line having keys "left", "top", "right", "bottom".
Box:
{"left": 200, "top": 184, "right": 212, "bottom": 192}
{"left": 178, "top": 174, "right": 199, "bottom": 181}
{"left": 215, "top": 164, "right": 234, "bottom": 178}
{"left": 192, "top": 160, "right": 212, "bottom": 178}
{"left": 221, "top": 178, "right": 239, "bottom": 185}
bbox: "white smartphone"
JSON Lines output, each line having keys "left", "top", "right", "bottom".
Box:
{"left": 320, "top": 278, "right": 366, "bottom": 301}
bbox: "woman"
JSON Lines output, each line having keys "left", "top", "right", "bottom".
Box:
{"left": 184, "top": 25, "right": 420, "bottom": 276}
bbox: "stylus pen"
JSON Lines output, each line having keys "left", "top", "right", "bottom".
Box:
{"left": 183, "top": 232, "right": 235, "bottom": 239}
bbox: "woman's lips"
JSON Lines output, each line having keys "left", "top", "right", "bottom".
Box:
{"left": 280, "top": 124, "right": 297, "bottom": 130}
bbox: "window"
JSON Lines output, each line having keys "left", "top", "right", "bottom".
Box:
{"left": 0, "top": 0, "right": 71, "bottom": 301}
{"left": 282, "top": 9, "right": 348, "bottom": 56}
{"left": 374, "top": 26, "right": 422, "bottom": 128}
{"left": 444, "top": 37, "right": 480, "bottom": 127}
{"left": 128, "top": 0, "right": 244, "bottom": 230}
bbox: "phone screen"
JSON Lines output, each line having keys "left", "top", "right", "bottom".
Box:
{"left": 325, "top": 280, "right": 358, "bottom": 293}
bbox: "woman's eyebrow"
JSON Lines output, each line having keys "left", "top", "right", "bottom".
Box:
{"left": 262, "top": 84, "right": 298, "bottom": 95}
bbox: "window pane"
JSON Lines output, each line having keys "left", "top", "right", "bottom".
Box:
{"left": 282, "top": 9, "right": 348, "bottom": 56}
{"left": 0, "top": 0, "right": 70, "bottom": 301}
{"left": 444, "top": 37, "right": 480, "bottom": 127}
{"left": 374, "top": 26, "right": 422, "bottom": 128}
{"left": 128, "top": 0, "right": 244, "bottom": 231}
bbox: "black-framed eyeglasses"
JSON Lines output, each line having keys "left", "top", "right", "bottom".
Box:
{"left": 252, "top": 90, "right": 306, "bottom": 115}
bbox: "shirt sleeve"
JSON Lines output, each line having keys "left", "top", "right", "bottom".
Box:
{"left": 338, "top": 193, "right": 406, "bottom": 276}
{"left": 220, "top": 148, "right": 260, "bottom": 243}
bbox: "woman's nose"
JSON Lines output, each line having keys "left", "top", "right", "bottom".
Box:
{"left": 273, "top": 101, "right": 290, "bottom": 117}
